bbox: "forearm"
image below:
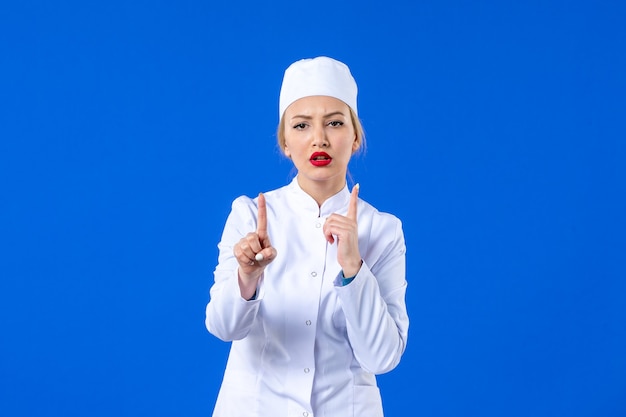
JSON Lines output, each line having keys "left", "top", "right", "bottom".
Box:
{"left": 337, "top": 262, "right": 409, "bottom": 374}
{"left": 205, "top": 268, "right": 261, "bottom": 341}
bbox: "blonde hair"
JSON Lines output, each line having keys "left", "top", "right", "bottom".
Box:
{"left": 276, "top": 107, "right": 366, "bottom": 157}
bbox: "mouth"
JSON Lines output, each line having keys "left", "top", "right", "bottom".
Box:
{"left": 309, "top": 152, "right": 332, "bottom": 167}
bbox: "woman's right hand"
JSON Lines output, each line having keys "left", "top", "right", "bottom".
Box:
{"left": 233, "top": 193, "right": 277, "bottom": 299}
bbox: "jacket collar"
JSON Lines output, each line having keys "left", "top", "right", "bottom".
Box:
{"left": 287, "top": 176, "right": 351, "bottom": 217}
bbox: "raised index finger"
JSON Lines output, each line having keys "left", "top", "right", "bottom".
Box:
{"left": 256, "top": 192, "right": 267, "bottom": 236}
{"left": 347, "top": 183, "right": 359, "bottom": 220}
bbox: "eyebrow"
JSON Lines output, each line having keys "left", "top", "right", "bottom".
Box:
{"left": 290, "top": 111, "right": 347, "bottom": 120}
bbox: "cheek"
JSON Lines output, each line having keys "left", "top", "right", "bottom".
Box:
{"left": 343, "top": 133, "right": 359, "bottom": 154}
{"left": 283, "top": 135, "right": 303, "bottom": 158}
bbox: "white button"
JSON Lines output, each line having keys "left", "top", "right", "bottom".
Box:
{"left": 305, "top": 320, "right": 312, "bottom": 326}
{"left": 303, "top": 412, "right": 309, "bottom": 417}
{"left": 310, "top": 272, "right": 317, "bottom": 277}
{"left": 315, "top": 222, "right": 321, "bottom": 228}
{"left": 304, "top": 368, "right": 310, "bottom": 373}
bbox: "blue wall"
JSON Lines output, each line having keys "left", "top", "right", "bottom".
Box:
{"left": 1, "top": 1, "right": 625, "bottom": 416}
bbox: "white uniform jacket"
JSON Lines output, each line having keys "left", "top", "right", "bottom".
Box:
{"left": 205, "top": 177, "right": 409, "bottom": 417}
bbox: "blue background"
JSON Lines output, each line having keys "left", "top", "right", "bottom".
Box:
{"left": 1, "top": 1, "right": 625, "bottom": 416}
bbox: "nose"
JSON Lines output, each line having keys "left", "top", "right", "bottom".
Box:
{"left": 312, "top": 124, "right": 329, "bottom": 147}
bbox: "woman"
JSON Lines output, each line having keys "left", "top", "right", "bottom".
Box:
{"left": 205, "top": 56, "right": 409, "bottom": 417}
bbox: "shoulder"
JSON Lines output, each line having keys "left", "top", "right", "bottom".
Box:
{"left": 230, "top": 195, "right": 256, "bottom": 213}
{"left": 230, "top": 185, "right": 288, "bottom": 212}
{"left": 358, "top": 198, "right": 405, "bottom": 245}
{"left": 357, "top": 198, "right": 406, "bottom": 256}
{"left": 358, "top": 198, "right": 403, "bottom": 228}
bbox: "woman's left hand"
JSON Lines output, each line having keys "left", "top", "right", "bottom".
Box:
{"left": 323, "top": 184, "right": 362, "bottom": 278}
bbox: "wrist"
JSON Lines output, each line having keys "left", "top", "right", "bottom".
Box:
{"left": 341, "top": 259, "right": 363, "bottom": 280}
{"left": 238, "top": 270, "right": 260, "bottom": 300}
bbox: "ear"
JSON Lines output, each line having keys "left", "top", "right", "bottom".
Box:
{"left": 351, "top": 134, "right": 361, "bottom": 153}
{"left": 283, "top": 145, "right": 291, "bottom": 158}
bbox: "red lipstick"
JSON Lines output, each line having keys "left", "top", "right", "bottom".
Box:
{"left": 310, "top": 152, "right": 332, "bottom": 167}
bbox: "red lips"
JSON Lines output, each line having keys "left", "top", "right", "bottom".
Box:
{"left": 309, "top": 152, "right": 332, "bottom": 167}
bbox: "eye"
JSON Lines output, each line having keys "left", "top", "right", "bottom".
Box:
{"left": 328, "top": 120, "right": 344, "bottom": 127}
{"left": 293, "top": 123, "right": 307, "bottom": 130}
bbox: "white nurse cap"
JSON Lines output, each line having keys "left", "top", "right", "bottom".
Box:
{"left": 278, "top": 56, "right": 358, "bottom": 119}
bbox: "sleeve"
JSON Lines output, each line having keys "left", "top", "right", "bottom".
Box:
{"left": 334, "top": 215, "right": 409, "bottom": 374}
{"left": 205, "top": 196, "right": 264, "bottom": 341}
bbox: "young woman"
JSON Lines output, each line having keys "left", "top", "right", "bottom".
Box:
{"left": 205, "top": 56, "right": 409, "bottom": 417}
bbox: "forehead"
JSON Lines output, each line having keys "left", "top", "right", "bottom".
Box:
{"left": 285, "top": 95, "right": 350, "bottom": 118}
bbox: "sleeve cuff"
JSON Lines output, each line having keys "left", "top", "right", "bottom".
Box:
{"left": 341, "top": 271, "right": 356, "bottom": 286}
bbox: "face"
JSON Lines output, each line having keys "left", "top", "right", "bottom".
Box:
{"left": 282, "top": 95, "right": 360, "bottom": 191}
